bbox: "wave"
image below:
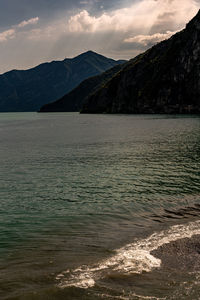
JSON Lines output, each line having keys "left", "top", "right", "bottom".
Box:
{"left": 56, "top": 220, "right": 200, "bottom": 289}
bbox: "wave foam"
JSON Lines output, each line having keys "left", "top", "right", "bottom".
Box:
{"left": 56, "top": 220, "right": 200, "bottom": 289}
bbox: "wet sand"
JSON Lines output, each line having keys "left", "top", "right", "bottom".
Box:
{"left": 151, "top": 234, "right": 200, "bottom": 272}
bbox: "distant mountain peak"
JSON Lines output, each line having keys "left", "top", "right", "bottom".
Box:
{"left": 84, "top": 50, "right": 97, "bottom": 55}
{"left": 71, "top": 50, "right": 115, "bottom": 62}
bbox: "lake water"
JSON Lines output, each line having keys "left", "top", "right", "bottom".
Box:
{"left": 0, "top": 113, "right": 200, "bottom": 299}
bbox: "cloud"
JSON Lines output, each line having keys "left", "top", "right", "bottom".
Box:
{"left": 68, "top": 9, "right": 126, "bottom": 33}
{"left": 68, "top": 7, "right": 148, "bottom": 33}
{"left": 0, "top": 17, "right": 39, "bottom": 43}
{"left": 2, "top": 0, "right": 197, "bottom": 45}
{"left": 17, "top": 17, "right": 39, "bottom": 28}
{"left": 79, "top": 1, "right": 89, "bottom": 4}
{"left": 68, "top": 0, "right": 199, "bottom": 34}
{"left": 124, "top": 31, "right": 177, "bottom": 46}
{"left": 0, "top": 29, "right": 15, "bottom": 42}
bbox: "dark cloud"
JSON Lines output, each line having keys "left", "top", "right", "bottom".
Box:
{"left": 0, "top": 0, "right": 79, "bottom": 28}
{"left": 0, "top": 0, "right": 134, "bottom": 29}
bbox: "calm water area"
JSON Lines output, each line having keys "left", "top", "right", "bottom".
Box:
{"left": 0, "top": 113, "right": 200, "bottom": 299}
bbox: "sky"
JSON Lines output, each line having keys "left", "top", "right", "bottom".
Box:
{"left": 0, "top": 0, "right": 199, "bottom": 73}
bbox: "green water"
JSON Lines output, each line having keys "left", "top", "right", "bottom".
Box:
{"left": 0, "top": 113, "right": 200, "bottom": 299}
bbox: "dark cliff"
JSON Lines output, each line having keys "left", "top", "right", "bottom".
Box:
{"left": 81, "top": 11, "right": 200, "bottom": 114}
{"left": 0, "top": 51, "right": 124, "bottom": 112}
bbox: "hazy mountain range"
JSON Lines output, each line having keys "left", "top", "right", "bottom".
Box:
{"left": 0, "top": 51, "right": 125, "bottom": 112}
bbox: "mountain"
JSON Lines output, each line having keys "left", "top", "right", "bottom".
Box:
{"left": 81, "top": 11, "right": 200, "bottom": 114}
{"left": 39, "top": 63, "right": 126, "bottom": 112}
{"left": 0, "top": 51, "right": 125, "bottom": 112}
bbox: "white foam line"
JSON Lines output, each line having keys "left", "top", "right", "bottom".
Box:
{"left": 126, "top": 294, "right": 165, "bottom": 300}
{"left": 57, "top": 220, "right": 200, "bottom": 289}
{"left": 95, "top": 292, "right": 165, "bottom": 300}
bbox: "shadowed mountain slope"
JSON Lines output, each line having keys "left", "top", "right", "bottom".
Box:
{"left": 39, "top": 63, "right": 126, "bottom": 112}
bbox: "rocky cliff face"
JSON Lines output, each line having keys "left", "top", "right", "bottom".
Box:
{"left": 81, "top": 11, "right": 200, "bottom": 114}
{"left": 0, "top": 51, "right": 124, "bottom": 112}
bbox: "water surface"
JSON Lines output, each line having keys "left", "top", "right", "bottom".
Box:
{"left": 0, "top": 113, "right": 200, "bottom": 299}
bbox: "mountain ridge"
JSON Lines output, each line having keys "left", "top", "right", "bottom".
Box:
{"left": 0, "top": 51, "right": 125, "bottom": 112}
